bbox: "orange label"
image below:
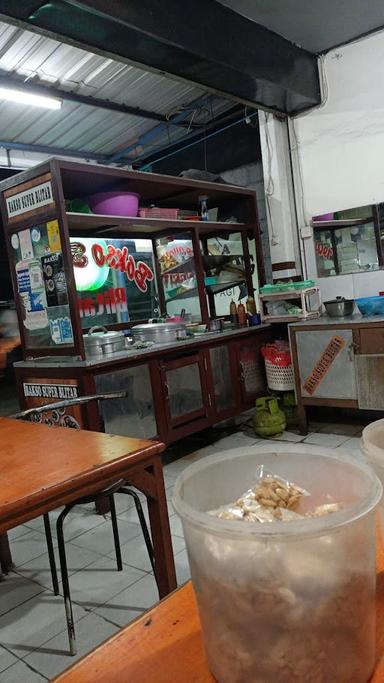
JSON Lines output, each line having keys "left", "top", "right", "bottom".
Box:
{"left": 303, "top": 335, "right": 346, "bottom": 396}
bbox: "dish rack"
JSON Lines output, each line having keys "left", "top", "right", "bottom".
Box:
{"left": 259, "top": 286, "right": 321, "bottom": 323}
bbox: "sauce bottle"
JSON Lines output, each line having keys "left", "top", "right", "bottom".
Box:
{"left": 237, "top": 302, "right": 247, "bottom": 327}
{"left": 229, "top": 299, "right": 238, "bottom": 326}
{"left": 246, "top": 296, "right": 257, "bottom": 315}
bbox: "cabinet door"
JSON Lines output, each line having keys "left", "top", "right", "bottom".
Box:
{"left": 160, "top": 353, "right": 209, "bottom": 429}
{"left": 209, "top": 345, "right": 236, "bottom": 415}
{"left": 94, "top": 365, "right": 157, "bottom": 438}
{"left": 236, "top": 341, "right": 266, "bottom": 405}
{"left": 296, "top": 329, "right": 357, "bottom": 400}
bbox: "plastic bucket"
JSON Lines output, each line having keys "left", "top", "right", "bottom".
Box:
{"left": 361, "top": 419, "right": 384, "bottom": 533}
{"left": 88, "top": 191, "right": 140, "bottom": 217}
{"left": 173, "top": 448, "right": 382, "bottom": 683}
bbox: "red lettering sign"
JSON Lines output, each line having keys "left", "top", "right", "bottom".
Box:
{"left": 90, "top": 244, "right": 154, "bottom": 292}
{"left": 315, "top": 241, "right": 334, "bottom": 260}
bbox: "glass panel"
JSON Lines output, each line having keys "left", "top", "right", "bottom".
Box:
{"left": 94, "top": 365, "right": 156, "bottom": 438}
{"left": 156, "top": 234, "right": 201, "bottom": 320}
{"left": 204, "top": 232, "right": 247, "bottom": 317}
{"left": 210, "top": 346, "right": 234, "bottom": 412}
{"left": 314, "top": 231, "right": 336, "bottom": 277}
{"left": 166, "top": 362, "right": 203, "bottom": 418}
{"left": 335, "top": 223, "right": 378, "bottom": 274}
{"left": 238, "top": 345, "right": 265, "bottom": 396}
{"left": 10, "top": 221, "right": 74, "bottom": 349}
{"left": 71, "top": 237, "right": 158, "bottom": 328}
{"left": 313, "top": 204, "right": 380, "bottom": 277}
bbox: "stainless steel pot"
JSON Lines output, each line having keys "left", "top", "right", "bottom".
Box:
{"left": 131, "top": 321, "right": 186, "bottom": 344}
{"left": 324, "top": 297, "right": 355, "bottom": 317}
{"left": 83, "top": 326, "right": 125, "bottom": 357}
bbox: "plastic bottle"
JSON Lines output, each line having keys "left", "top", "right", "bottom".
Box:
{"left": 237, "top": 302, "right": 247, "bottom": 327}
{"left": 198, "top": 195, "right": 209, "bottom": 221}
{"left": 229, "top": 299, "right": 238, "bottom": 326}
{"left": 246, "top": 296, "right": 257, "bottom": 315}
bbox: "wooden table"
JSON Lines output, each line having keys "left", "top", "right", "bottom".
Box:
{"left": 54, "top": 534, "right": 384, "bottom": 683}
{"left": 0, "top": 416, "right": 176, "bottom": 598}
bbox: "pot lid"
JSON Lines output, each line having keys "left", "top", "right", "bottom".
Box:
{"left": 84, "top": 326, "right": 124, "bottom": 341}
{"left": 132, "top": 321, "right": 185, "bottom": 331}
{"left": 324, "top": 297, "right": 353, "bottom": 304}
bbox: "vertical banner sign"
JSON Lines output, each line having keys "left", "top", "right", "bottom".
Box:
{"left": 303, "top": 336, "right": 346, "bottom": 396}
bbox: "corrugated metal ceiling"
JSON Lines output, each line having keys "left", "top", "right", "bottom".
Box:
{"left": 0, "top": 20, "right": 232, "bottom": 163}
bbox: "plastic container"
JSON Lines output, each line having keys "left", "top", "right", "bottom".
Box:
{"left": 355, "top": 295, "right": 384, "bottom": 316}
{"left": 361, "top": 419, "right": 384, "bottom": 535}
{"left": 88, "top": 191, "right": 140, "bottom": 216}
{"left": 173, "top": 449, "right": 382, "bottom": 683}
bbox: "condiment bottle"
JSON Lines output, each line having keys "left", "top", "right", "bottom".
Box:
{"left": 246, "top": 296, "right": 257, "bottom": 315}
{"left": 237, "top": 302, "right": 247, "bottom": 327}
{"left": 198, "top": 195, "right": 209, "bottom": 221}
{"left": 229, "top": 299, "right": 238, "bottom": 326}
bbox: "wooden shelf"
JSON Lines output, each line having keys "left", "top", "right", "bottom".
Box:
{"left": 312, "top": 218, "right": 372, "bottom": 229}
{"left": 261, "top": 312, "right": 321, "bottom": 322}
{"left": 66, "top": 212, "right": 246, "bottom": 236}
{"left": 259, "top": 287, "right": 319, "bottom": 301}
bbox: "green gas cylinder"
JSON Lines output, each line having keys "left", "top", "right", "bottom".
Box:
{"left": 253, "top": 396, "right": 286, "bottom": 438}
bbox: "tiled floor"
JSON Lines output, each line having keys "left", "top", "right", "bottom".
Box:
{"left": 0, "top": 417, "right": 368, "bottom": 681}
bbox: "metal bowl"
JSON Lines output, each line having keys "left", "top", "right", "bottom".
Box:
{"left": 324, "top": 297, "right": 354, "bottom": 317}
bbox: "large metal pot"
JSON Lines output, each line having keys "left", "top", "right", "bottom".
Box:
{"left": 83, "top": 326, "right": 125, "bottom": 357}
{"left": 324, "top": 297, "right": 355, "bottom": 317}
{"left": 131, "top": 321, "right": 186, "bottom": 344}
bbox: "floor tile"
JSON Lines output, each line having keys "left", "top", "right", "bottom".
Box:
{"left": 0, "top": 571, "right": 44, "bottom": 617}
{"left": 70, "top": 518, "right": 141, "bottom": 556}
{"left": 0, "top": 645, "right": 19, "bottom": 673}
{"left": 271, "top": 430, "right": 306, "bottom": 443}
{"left": 24, "top": 611, "right": 119, "bottom": 680}
{"left": 15, "top": 542, "right": 103, "bottom": 592}
{"left": 9, "top": 530, "right": 56, "bottom": 568}
{"left": 64, "top": 555, "right": 146, "bottom": 610}
{"left": 7, "top": 525, "right": 31, "bottom": 542}
{"left": 94, "top": 573, "right": 159, "bottom": 627}
{"left": 168, "top": 514, "right": 184, "bottom": 538}
{"left": 0, "top": 660, "right": 48, "bottom": 682}
{"left": 175, "top": 549, "right": 190, "bottom": 586}
{"left": 316, "top": 422, "right": 363, "bottom": 437}
{"left": 212, "top": 433, "right": 260, "bottom": 451}
{"left": 338, "top": 437, "right": 365, "bottom": 460}
{"left": 0, "top": 590, "right": 86, "bottom": 658}
{"left": 302, "top": 432, "right": 350, "bottom": 447}
{"left": 110, "top": 532, "right": 185, "bottom": 573}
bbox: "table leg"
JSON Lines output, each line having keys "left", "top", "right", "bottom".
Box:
{"left": 146, "top": 460, "right": 177, "bottom": 598}
{"left": 0, "top": 533, "right": 13, "bottom": 574}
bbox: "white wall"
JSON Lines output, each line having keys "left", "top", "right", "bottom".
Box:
{"left": 293, "top": 30, "right": 384, "bottom": 299}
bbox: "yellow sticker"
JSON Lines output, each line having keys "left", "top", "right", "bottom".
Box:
{"left": 47, "top": 220, "right": 61, "bottom": 252}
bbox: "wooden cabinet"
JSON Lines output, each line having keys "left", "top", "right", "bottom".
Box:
{"left": 158, "top": 352, "right": 211, "bottom": 440}
{"left": 209, "top": 345, "right": 236, "bottom": 417}
{"left": 290, "top": 321, "right": 384, "bottom": 433}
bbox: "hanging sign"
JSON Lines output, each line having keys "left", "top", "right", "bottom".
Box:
{"left": 4, "top": 174, "right": 55, "bottom": 222}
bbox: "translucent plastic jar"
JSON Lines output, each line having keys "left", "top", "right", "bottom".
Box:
{"left": 173, "top": 449, "right": 382, "bottom": 683}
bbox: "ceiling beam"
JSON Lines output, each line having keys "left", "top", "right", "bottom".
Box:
{"left": 0, "top": 139, "right": 108, "bottom": 161}
{"left": 0, "top": 0, "right": 321, "bottom": 116}
{"left": 0, "top": 72, "right": 178, "bottom": 124}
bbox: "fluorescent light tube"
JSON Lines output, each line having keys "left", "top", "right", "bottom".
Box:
{"left": 0, "top": 87, "right": 62, "bottom": 110}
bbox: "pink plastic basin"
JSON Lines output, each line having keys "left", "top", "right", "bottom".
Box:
{"left": 88, "top": 191, "right": 140, "bottom": 217}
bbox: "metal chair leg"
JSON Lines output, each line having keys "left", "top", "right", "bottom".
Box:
{"left": 109, "top": 495, "right": 123, "bottom": 571}
{"left": 57, "top": 505, "right": 77, "bottom": 656}
{"left": 43, "top": 513, "right": 59, "bottom": 596}
{"left": 120, "top": 488, "right": 158, "bottom": 589}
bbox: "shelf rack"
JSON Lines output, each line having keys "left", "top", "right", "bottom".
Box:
{"left": 259, "top": 286, "right": 321, "bottom": 323}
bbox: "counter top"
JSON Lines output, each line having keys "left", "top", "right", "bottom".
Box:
{"left": 289, "top": 314, "right": 384, "bottom": 328}
{"left": 15, "top": 324, "right": 270, "bottom": 369}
